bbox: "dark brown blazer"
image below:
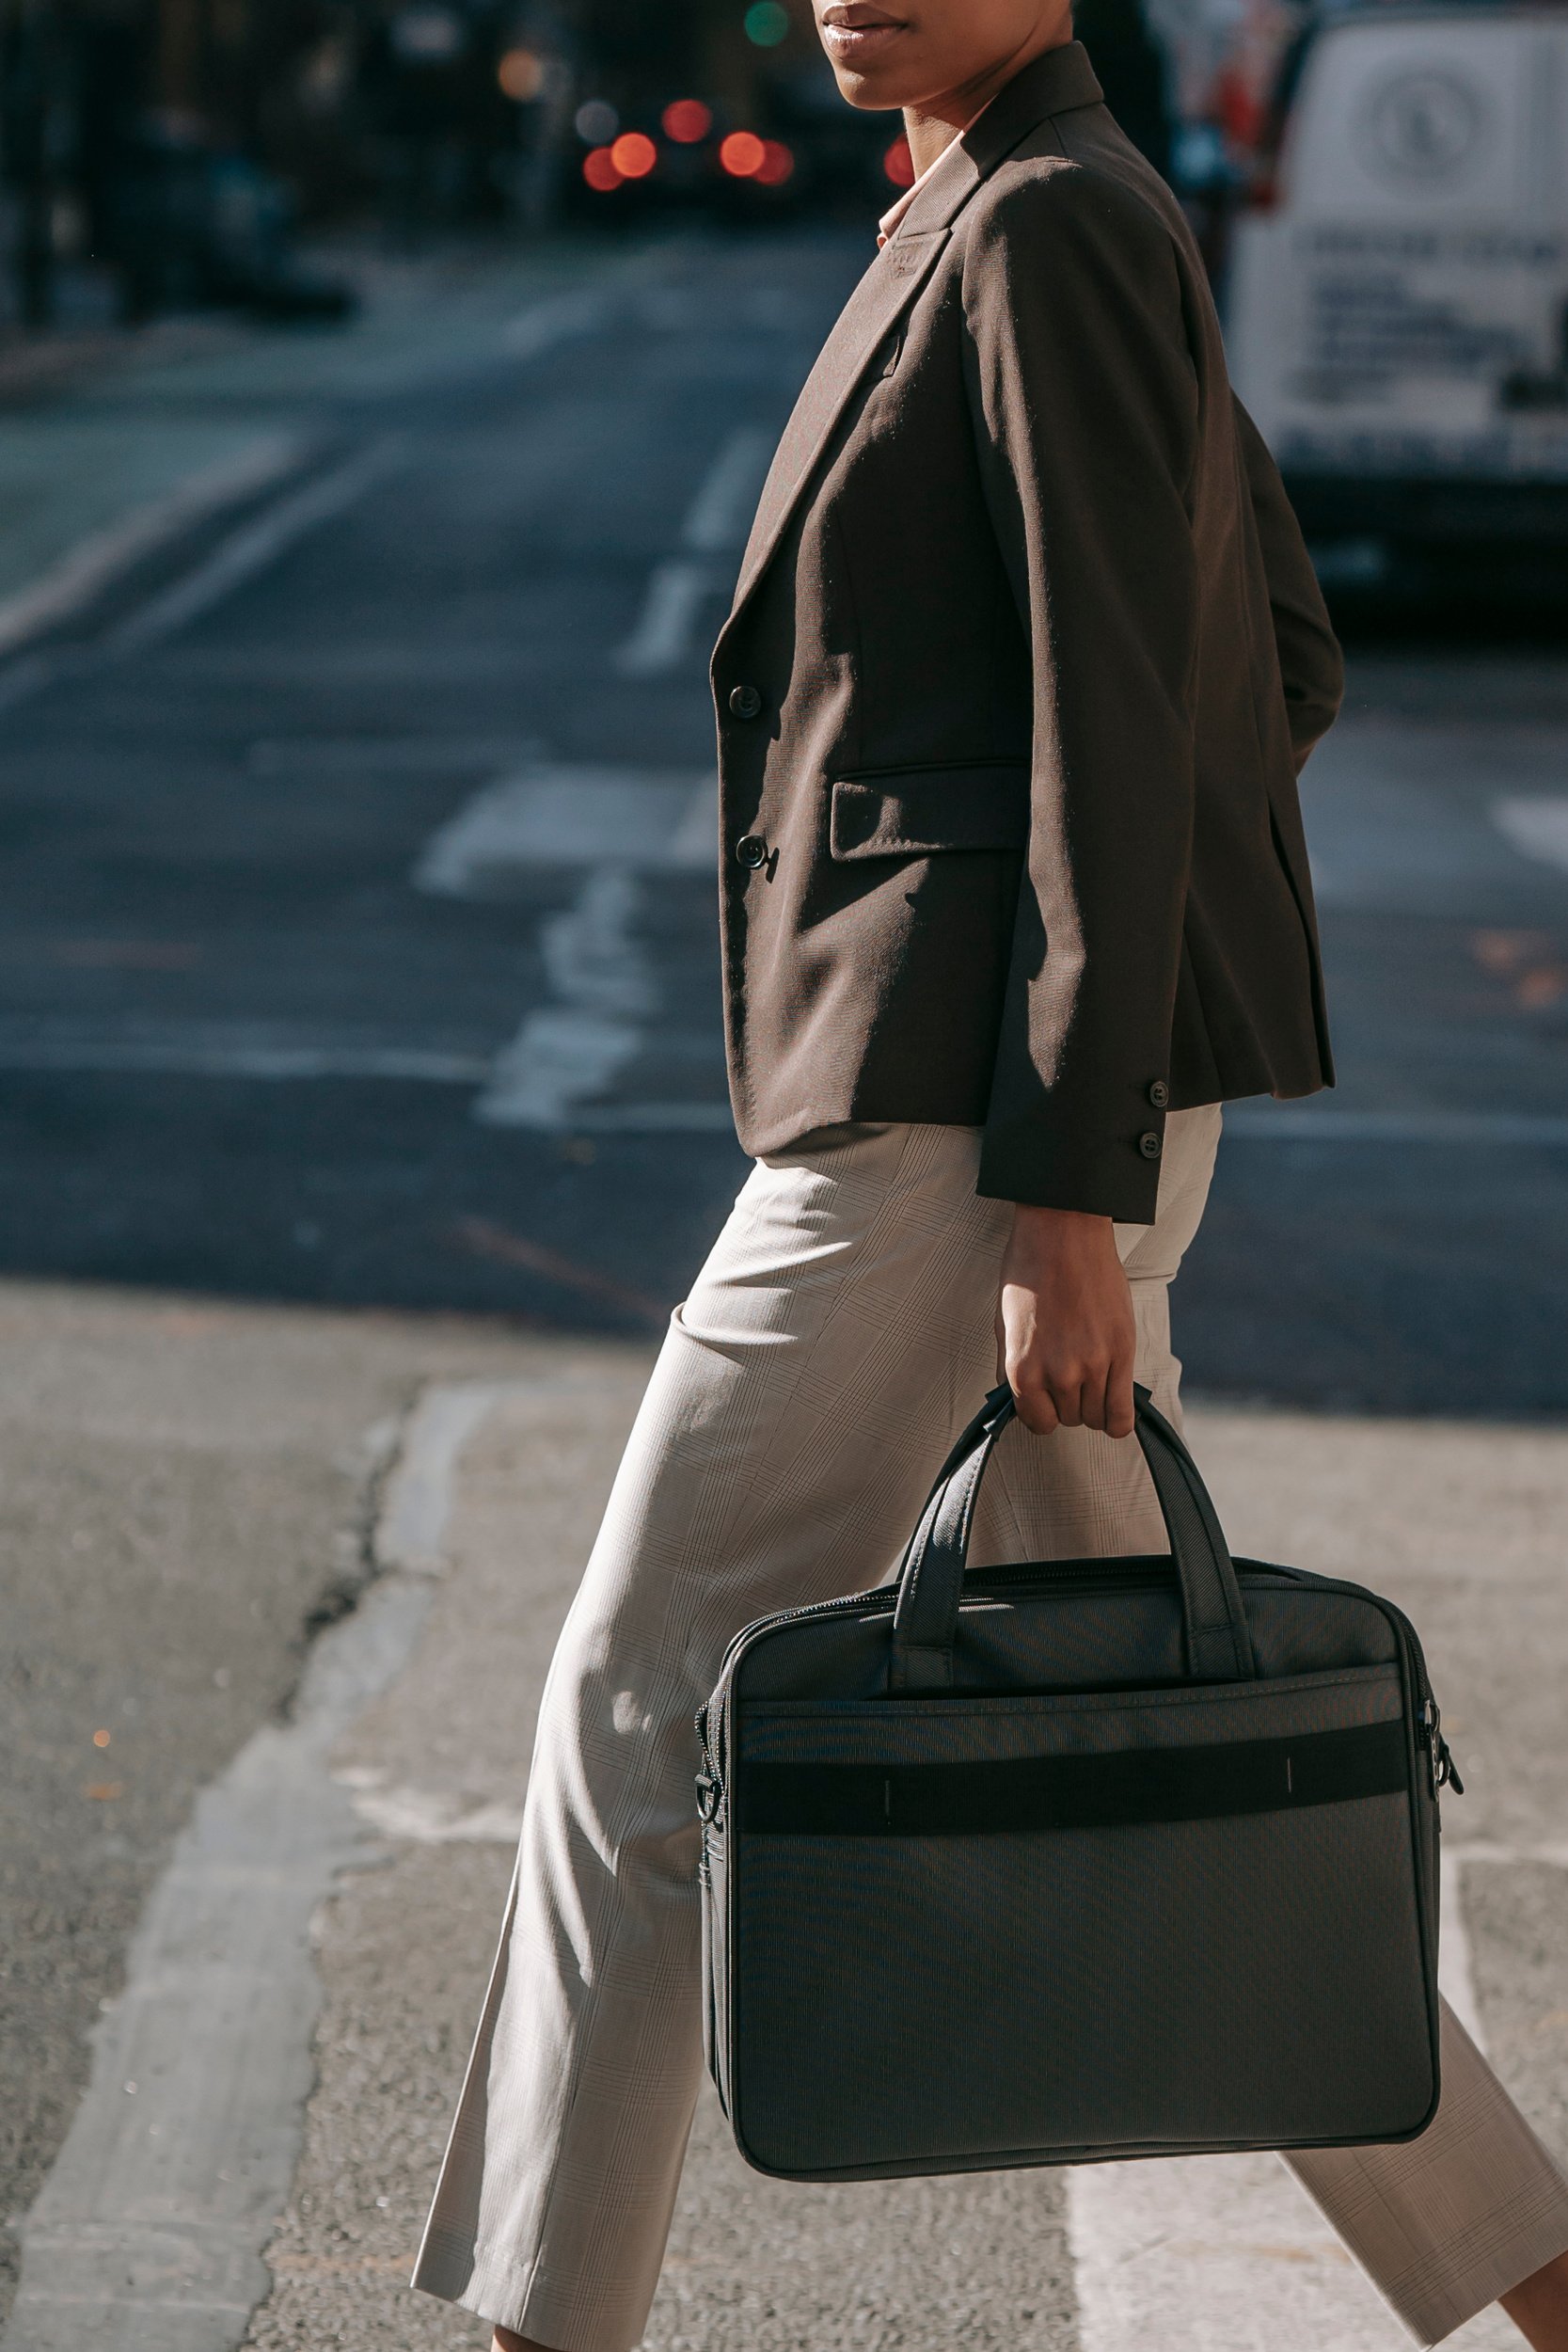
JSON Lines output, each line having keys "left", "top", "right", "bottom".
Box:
{"left": 710, "top": 41, "right": 1341, "bottom": 1221}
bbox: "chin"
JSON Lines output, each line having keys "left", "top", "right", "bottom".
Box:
{"left": 826, "top": 56, "right": 921, "bottom": 108}
{"left": 833, "top": 73, "right": 905, "bottom": 108}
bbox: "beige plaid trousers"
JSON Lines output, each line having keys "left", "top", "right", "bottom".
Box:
{"left": 413, "top": 1114, "right": 1568, "bottom": 2352}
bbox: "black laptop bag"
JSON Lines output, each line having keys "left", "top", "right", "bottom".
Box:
{"left": 696, "top": 1385, "right": 1459, "bottom": 2182}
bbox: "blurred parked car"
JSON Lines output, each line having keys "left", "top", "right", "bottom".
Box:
{"left": 1227, "top": 3, "right": 1568, "bottom": 564}
{"left": 562, "top": 72, "right": 893, "bottom": 223}
{"left": 109, "top": 128, "right": 356, "bottom": 323}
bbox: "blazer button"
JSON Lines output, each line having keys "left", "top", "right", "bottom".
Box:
{"left": 735, "top": 834, "right": 768, "bottom": 870}
{"left": 729, "top": 683, "right": 764, "bottom": 720}
{"left": 1148, "top": 1080, "right": 1170, "bottom": 1110}
{"left": 1138, "top": 1132, "right": 1164, "bottom": 1161}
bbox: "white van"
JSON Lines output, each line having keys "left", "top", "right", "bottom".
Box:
{"left": 1227, "top": 5, "right": 1568, "bottom": 554}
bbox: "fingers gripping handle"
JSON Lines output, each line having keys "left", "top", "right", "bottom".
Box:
{"left": 889, "top": 1385, "right": 1255, "bottom": 1693}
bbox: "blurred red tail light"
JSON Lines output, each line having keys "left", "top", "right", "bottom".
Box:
{"left": 883, "top": 134, "right": 915, "bottom": 189}
{"left": 720, "top": 131, "right": 767, "bottom": 178}
{"left": 663, "top": 99, "right": 713, "bottom": 144}
{"left": 610, "top": 132, "right": 657, "bottom": 180}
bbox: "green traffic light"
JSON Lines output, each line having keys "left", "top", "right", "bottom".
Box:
{"left": 744, "top": 2, "right": 790, "bottom": 46}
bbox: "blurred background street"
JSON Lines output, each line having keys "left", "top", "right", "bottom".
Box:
{"left": 2, "top": 0, "right": 1566, "bottom": 2347}
{"left": 4, "top": 224, "right": 1568, "bottom": 1411}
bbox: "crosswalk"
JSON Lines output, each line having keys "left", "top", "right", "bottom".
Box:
{"left": 415, "top": 762, "right": 726, "bottom": 1129}
{"left": 615, "top": 424, "right": 772, "bottom": 679}
{"left": 1493, "top": 796, "right": 1568, "bottom": 875}
{"left": 1, "top": 729, "right": 1563, "bottom": 1148}
{"left": 1303, "top": 720, "right": 1568, "bottom": 913}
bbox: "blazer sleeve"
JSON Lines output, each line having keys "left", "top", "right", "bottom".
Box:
{"left": 959, "top": 166, "right": 1201, "bottom": 1222}
{"left": 1232, "top": 392, "right": 1344, "bottom": 773}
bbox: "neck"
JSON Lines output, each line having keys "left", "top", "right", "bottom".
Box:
{"left": 901, "top": 19, "right": 1073, "bottom": 178}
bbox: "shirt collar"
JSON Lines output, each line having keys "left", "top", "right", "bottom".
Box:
{"left": 877, "top": 103, "right": 990, "bottom": 247}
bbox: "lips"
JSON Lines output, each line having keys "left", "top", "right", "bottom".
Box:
{"left": 819, "top": 2, "right": 907, "bottom": 65}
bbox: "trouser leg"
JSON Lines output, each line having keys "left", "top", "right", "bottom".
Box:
{"left": 412, "top": 1113, "right": 1218, "bottom": 2349}
{"left": 1285, "top": 2001, "right": 1568, "bottom": 2344}
{"left": 412, "top": 1104, "right": 1568, "bottom": 2352}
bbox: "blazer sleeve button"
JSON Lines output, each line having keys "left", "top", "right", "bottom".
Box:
{"left": 1138, "top": 1132, "right": 1164, "bottom": 1161}
{"left": 736, "top": 834, "right": 768, "bottom": 870}
{"left": 729, "top": 684, "right": 764, "bottom": 720}
{"left": 1148, "top": 1080, "right": 1170, "bottom": 1110}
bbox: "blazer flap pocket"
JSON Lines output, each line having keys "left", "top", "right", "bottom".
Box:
{"left": 829, "top": 764, "right": 1029, "bottom": 862}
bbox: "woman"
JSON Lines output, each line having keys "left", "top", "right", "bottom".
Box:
{"left": 414, "top": 3, "right": 1568, "bottom": 2345}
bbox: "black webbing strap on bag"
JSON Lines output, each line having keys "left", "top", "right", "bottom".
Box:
{"left": 740, "top": 1718, "right": 1408, "bottom": 1835}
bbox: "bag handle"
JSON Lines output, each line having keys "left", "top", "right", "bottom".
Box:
{"left": 888, "top": 1384, "right": 1256, "bottom": 1692}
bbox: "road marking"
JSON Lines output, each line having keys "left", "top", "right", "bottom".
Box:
{"left": 1300, "top": 722, "right": 1568, "bottom": 914}
{"left": 1493, "top": 795, "right": 1568, "bottom": 874}
{"left": 479, "top": 1005, "right": 643, "bottom": 1126}
{"left": 108, "top": 438, "right": 404, "bottom": 655}
{"left": 1224, "top": 1108, "right": 1568, "bottom": 1147}
{"left": 0, "top": 433, "right": 306, "bottom": 660}
{"left": 337, "top": 1772, "right": 525, "bottom": 1846}
{"left": 0, "top": 1383, "right": 510, "bottom": 2352}
{"left": 612, "top": 427, "right": 773, "bottom": 676}
{"left": 418, "top": 764, "right": 731, "bottom": 1135}
{"left": 454, "top": 816, "right": 731, "bottom": 1133}
{"left": 475, "top": 867, "right": 650, "bottom": 1125}
{"left": 614, "top": 557, "right": 721, "bottom": 678}
{"left": 413, "top": 765, "right": 714, "bottom": 893}
{"left": 500, "top": 287, "right": 611, "bottom": 358}
{"left": 680, "top": 425, "right": 774, "bottom": 554}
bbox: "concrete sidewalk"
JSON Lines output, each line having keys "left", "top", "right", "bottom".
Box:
{"left": 18, "top": 1365, "right": 1556, "bottom": 2352}
{"left": 6, "top": 1343, "right": 1566, "bottom": 2352}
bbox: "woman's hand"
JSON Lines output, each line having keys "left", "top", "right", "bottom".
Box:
{"left": 997, "top": 1204, "right": 1137, "bottom": 1438}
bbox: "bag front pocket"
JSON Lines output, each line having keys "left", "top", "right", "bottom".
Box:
{"left": 728, "top": 1666, "right": 1434, "bottom": 2177}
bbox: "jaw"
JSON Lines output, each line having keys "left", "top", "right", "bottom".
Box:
{"left": 821, "top": 17, "right": 917, "bottom": 105}
{"left": 832, "top": 68, "right": 909, "bottom": 108}
{"left": 823, "top": 4, "right": 1077, "bottom": 119}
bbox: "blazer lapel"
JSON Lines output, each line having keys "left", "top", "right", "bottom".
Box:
{"left": 724, "top": 214, "right": 962, "bottom": 628}
{"left": 721, "top": 41, "right": 1105, "bottom": 634}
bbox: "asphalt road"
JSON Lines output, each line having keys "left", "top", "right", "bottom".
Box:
{"left": 2, "top": 229, "right": 1567, "bottom": 1415}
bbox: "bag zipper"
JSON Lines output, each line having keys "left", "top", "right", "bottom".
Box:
{"left": 1421, "top": 1697, "right": 1465, "bottom": 1795}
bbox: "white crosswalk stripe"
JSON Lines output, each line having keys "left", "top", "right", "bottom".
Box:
{"left": 414, "top": 764, "right": 728, "bottom": 1131}
{"left": 1492, "top": 796, "right": 1568, "bottom": 874}
{"left": 414, "top": 765, "right": 715, "bottom": 892}
{"left": 613, "top": 425, "right": 772, "bottom": 677}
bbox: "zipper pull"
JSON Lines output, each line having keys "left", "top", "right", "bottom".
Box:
{"left": 694, "top": 1703, "right": 723, "bottom": 1824}
{"left": 1421, "top": 1699, "right": 1465, "bottom": 1796}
